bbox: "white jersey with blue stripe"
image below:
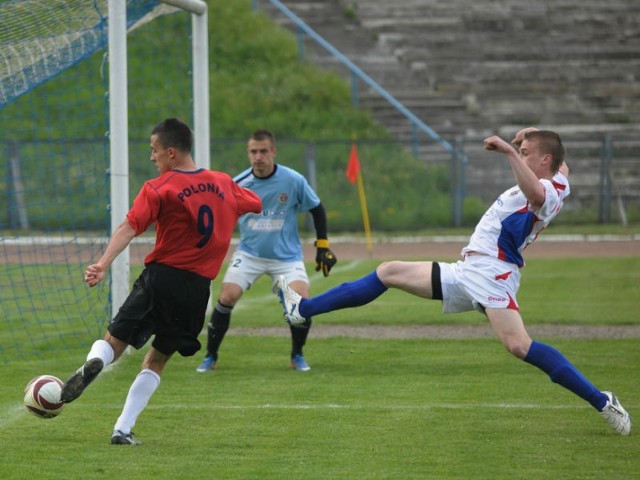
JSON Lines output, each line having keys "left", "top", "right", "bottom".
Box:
{"left": 461, "top": 172, "right": 570, "bottom": 267}
{"left": 234, "top": 164, "right": 320, "bottom": 261}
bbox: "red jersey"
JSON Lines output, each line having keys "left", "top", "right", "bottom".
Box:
{"left": 126, "top": 168, "right": 262, "bottom": 279}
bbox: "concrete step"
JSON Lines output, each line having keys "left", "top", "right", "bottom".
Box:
{"left": 259, "top": 0, "right": 640, "bottom": 152}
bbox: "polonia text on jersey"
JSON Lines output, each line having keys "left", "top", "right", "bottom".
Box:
{"left": 177, "top": 182, "right": 225, "bottom": 202}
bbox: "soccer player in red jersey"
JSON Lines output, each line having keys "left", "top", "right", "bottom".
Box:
{"left": 59, "top": 118, "right": 262, "bottom": 445}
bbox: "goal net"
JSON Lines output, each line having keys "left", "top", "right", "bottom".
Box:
{"left": 0, "top": 0, "right": 196, "bottom": 364}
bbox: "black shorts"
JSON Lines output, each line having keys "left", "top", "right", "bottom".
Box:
{"left": 108, "top": 262, "right": 211, "bottom": 357}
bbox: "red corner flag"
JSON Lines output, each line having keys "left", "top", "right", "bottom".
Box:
{"left": 345, "top": 142, "right": 373, "bottom": 256}
{"left": 346, "top": 144, "right": 361, "bottom": 184}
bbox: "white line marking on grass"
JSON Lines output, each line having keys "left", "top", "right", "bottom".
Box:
{"left": 0, "top": 403, "right": 28, "bottom": 427}
{"left": 252, "top": 403, "right": 591, "bottom": 411}
{"left": 132, "top": 402, "right": 591, "bottom": 411}
{"left": 308, "top": 260, "right": 364, "bottom": 279}
{"left": 221, "top": 260, "right": 364, "bottom": 313}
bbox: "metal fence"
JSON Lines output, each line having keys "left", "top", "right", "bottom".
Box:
{"left": 450, "top": 132, "right": 639, "bottom": 226}
{"left": 212, "top": 132, "right": 638, "bottom": 228}
{"left": 3, "top": 132, "right": 638, "bottom": 232}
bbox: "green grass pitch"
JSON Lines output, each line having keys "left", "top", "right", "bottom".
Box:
{"left": 0, "top": 257, "right": 638, "bottom": 479}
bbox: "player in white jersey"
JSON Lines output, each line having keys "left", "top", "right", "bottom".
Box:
{"left": 275, "top": 128, "right": 631, "bottom": 435}
{"left": 461, "top": 171, "right": 569, "bottom": 267}
{"left": 196, "top": 129, "right": 336, "bottom": 373}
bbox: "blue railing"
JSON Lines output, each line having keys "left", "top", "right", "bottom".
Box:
{"left": 252, "top": 0, "right": 467, "bottom": 163}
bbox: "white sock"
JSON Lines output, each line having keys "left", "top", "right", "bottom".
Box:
{"left": 113, "top": 369, "right": 161, "bottom": 434}
{"left": 86, "top": 339, "right": 114, "bottom": 366}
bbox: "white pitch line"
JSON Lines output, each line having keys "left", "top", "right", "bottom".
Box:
{"left": 0, "top": 403, "right": 28, "bottom": 428}
{"left": 229, "top": 260, "right": 364, "bottom": 313}
{"left": 0, "top": 398, "right": 591, "bottom": 427}
{"left": 93, "top": 402, "right": 591, "bottom": 411}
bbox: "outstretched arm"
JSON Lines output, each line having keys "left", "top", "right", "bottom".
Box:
{"left": 84, "top": 219, "right": 137, "bottom": 287}
{"left": 484, "top": 135, "right": 546, "bottom": 208}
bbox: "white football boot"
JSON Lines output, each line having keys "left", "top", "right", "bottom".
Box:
{"left": 600, "top": 391, "right": 631, "bottom": 435}
{"left": 275, "top": 275, "right": 305, "bottom": 326}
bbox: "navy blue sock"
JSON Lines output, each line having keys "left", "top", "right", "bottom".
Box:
{"left": 524, "top": 340, "right": 607, "bottom": 410}
{"left": 299, "top": 271, "right": 388, "bottom": 318}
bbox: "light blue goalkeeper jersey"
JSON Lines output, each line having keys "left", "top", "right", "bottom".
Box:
{"left": 234, "top": 164, "right": 320, "bottom": 261}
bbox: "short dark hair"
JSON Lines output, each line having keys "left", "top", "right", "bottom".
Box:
{"left": 524, "top": 130, "right": 565, "bottom": 173}
{"left": 249, "top": 129, "right": 276, "bottom": 145}
{"left": 151, "top": 118, "right": 193, "bottom": 153}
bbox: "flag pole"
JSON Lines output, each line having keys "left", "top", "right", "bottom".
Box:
{"left": 346, "top": 141, "right": 373, "bottom": 258}
{"left": 356, "top": 169, "right": 373, "bottom": 258}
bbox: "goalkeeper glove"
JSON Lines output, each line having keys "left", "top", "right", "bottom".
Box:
{"left": 314, "top": 239, "right": 337, "bottom": 277}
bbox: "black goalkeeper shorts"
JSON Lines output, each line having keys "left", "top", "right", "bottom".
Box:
{"left": 108, "top": 262, "right": 211, "bottom": 357}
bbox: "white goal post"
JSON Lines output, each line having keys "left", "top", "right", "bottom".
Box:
{"left": 108, "top": 0, "right": 209, "bottom": 312}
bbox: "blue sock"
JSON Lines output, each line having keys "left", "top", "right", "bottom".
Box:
{"left": 524, "top": 340, "right": 607, "bottom": 411}
{"left": 299, "top": 271, "right": 388, "bottom": 318}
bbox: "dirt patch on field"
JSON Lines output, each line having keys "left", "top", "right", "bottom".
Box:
{"left": 3, "top": 234, "right": 638, "bottom": 264}
{"left": 229, "top": 324, "right": 640, "bottom": 339}
{"left": 302, "top": 236, "right": 640, "bottom": 261}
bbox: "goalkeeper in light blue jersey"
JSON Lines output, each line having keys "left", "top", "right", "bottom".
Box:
{"left": 195, "top": 129, "right": 337, "bottom": 373}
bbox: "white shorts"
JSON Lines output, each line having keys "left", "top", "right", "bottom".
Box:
{"left": 222, "top": 250, "right": 309, "bottom": 292}
{"left": 439, "top": 255, "right": 521, "bottom": 314}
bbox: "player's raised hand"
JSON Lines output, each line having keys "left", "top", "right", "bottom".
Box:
{"left": 483, "top": 135, "right": 514, "bottom": 154}
{"left": 511, "top": 127, "right": 539, "bottom": 146}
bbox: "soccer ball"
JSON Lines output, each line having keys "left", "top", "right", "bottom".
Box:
{"left": 23, "top": 375, "right": 65, "bottom": 419}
